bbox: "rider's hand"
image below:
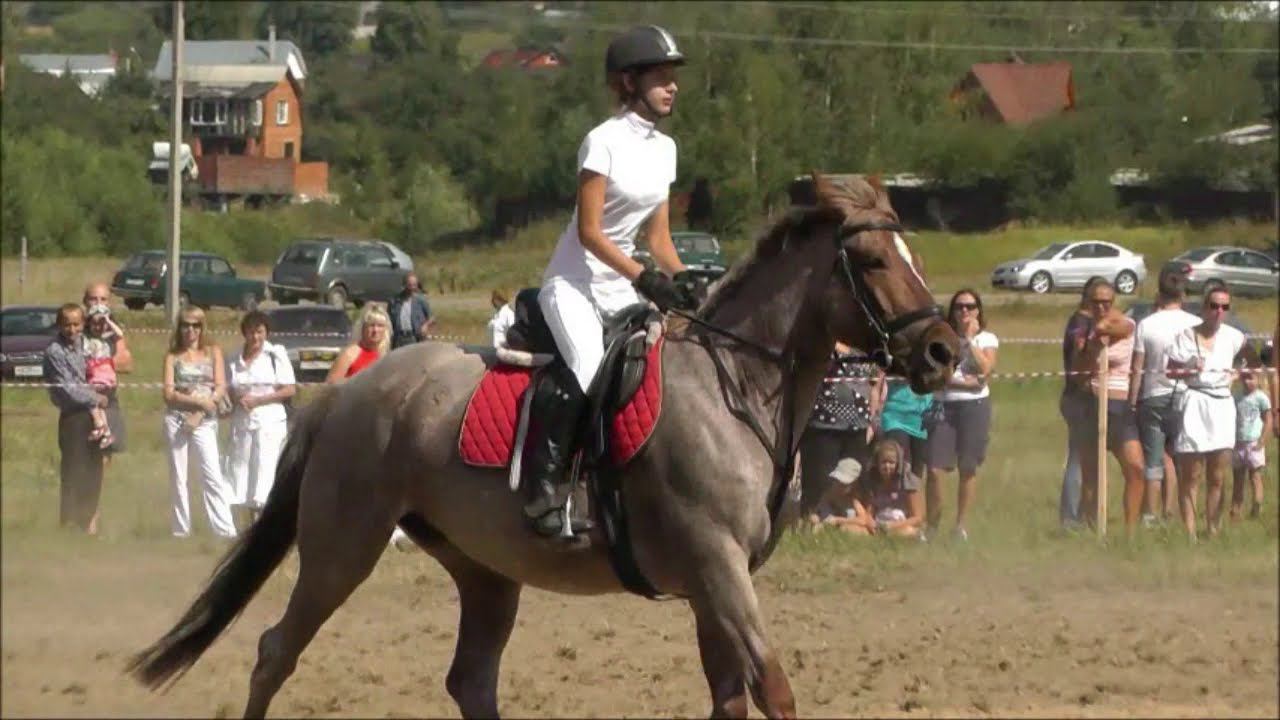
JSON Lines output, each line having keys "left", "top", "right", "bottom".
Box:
{"left": 633, "top": 269, "right": 685, "bottom": 313}
{"left": 672, "top": 271, "right": 705, "bottom": 310}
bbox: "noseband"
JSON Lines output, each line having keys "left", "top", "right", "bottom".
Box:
{"left": 835, "top": 221, "right": 942, "bottom": 369}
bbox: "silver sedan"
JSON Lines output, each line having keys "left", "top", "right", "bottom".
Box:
{"left": 1164, "top": 246, "right": 1279, "bottom": 298}
{"left": 991, "top": 240, "right": 1148, "bottom": 295}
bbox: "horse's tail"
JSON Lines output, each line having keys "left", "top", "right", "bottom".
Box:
{"left": 126, "top": 388, "right": 336, "bottom": 691}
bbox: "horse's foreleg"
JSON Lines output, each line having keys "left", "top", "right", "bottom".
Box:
{"left": 243, "top": 491, "right": 399, "bottom": 718}
{"left": 692, "top": 601, "right": 749, "bottom": 718}
{"left": 434, "top": 545, "right": 522, "bottom": 719}
{"left": 689, "top": 553, "right": 796, "bottom": 720}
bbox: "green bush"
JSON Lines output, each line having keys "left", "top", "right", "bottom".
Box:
{"left": 379, "top": 164, "right": 478, "bottom": 253}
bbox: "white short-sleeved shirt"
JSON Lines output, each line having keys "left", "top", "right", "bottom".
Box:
{"left": 1167, "top": 324, "right": 1246, "bottom": 394}
{"left": 488, "top": 304, "right": 516, "bottom": 349}
{"left": 227, "top": 341, "right": 295, "bottom": 429}
{"left": 543, "top": 111, "right": 677, "bottom": 313}
{"left": 1133, "top": 308, "right": 1202, "bottom": 399}
{"left": 938, "top": 331, "right": 999, "bottom": 402}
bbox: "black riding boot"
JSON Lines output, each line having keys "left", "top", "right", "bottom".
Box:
{"left": 522, "top": 363, "right": 594, "bottom": 538}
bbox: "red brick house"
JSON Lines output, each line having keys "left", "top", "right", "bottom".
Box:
{"left": 950, "top": 60, "right": 1075, "bottom": 126}
{"left": 151, "top": 33, "right": 330, "bottom": 207}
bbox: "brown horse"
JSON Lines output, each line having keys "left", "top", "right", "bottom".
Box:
{"left": 127, "top": 174, "right": 961, "bottom": 719}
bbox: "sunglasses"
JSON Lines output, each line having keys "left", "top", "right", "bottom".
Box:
{"left": 954, "top": 302, "right": 979, "bottom": 311}
{"left": 179, "top": 322, "right": 203, "bottom": 330}
{"left": 1090, "top": 298, "right": 1114, "bottom": 305}
{"left": 1207, "top": 302, "right": 1230, "bottom": 312}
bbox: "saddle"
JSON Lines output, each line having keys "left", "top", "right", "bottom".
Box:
{"left": 457, "top": 288, "right": 667, "bottom": 595}
{"left": 460, "top": 288, "right": 663, "bottom": 469}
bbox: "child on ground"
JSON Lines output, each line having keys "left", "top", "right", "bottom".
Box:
{"left": 84, "top": 304, "right": 121, "bottom": 448}
{"left": 851, "top": 438, "right": 926, "bottom": 538}
{"left": 1232, "top": 368, "right": 1272, "bottom": 520}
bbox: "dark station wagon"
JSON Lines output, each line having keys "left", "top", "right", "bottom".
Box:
{"left": 111, "top": 251, "right": 267, "bottom": 311}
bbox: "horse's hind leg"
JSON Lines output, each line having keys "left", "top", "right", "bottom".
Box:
{"left": 243, "top": 496, "right": 399, "bottom": 718}
{"left": 689, "top": 550, "right": 796, "bottom": 720}
{"left": 429, "top": 544, "right": 522, "bottom": 719}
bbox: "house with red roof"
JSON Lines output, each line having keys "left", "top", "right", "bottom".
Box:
{"left": 950, "top": 59, "right": 1075, "bottom": 126}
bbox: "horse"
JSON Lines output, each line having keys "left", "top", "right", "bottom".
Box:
{"left": 127, "top": 173, "right": 962, "bottom": 719}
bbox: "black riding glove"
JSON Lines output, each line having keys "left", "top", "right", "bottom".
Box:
{"left": 673, "top": 271, "right": 706, "bottom": 310}
{"left": 633, "top": 269, "right": 684, "bottom": 312}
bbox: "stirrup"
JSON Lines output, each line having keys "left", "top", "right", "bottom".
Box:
{"left": 528, "top": 495, "right": 594, "bottom": 541}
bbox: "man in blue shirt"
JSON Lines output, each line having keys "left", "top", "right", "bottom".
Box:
{"left": 389, "top": 273, "right": 434, "bottom": 350}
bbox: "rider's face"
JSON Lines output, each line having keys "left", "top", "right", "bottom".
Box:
{"left": 632, "top": 64, "right": 679, "bottom": 118}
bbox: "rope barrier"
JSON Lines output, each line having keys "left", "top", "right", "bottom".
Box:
{"left": 0, "top": 367, "right": 1273, "bottom": 391}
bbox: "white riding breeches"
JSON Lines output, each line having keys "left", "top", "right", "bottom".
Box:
{"left": 539, "top": 278, "right": 638, "bottom": 393}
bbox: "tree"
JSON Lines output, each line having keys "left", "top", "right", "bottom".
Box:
{"left": 370, "top": 1, "right": 458, "bottom": 65}
{"left": 256, "top": 1, "right": 359, "bottom": 61}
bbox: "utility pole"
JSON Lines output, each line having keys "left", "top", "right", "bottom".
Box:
{"left": 166, "top": 0, "right": 184, "bottom": 326}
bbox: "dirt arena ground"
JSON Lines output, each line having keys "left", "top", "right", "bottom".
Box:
{"left": 2, "top": 534, "right": 1276, "bottom": 719}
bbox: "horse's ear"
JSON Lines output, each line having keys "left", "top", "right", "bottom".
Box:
{"left": 866, "top": 174, "right": 885, "bottom": 194}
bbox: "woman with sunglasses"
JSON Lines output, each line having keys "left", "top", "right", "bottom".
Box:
{"left": 1070, "top": 280, "right": 1145, "bottom": 534}
{"left": 161, "top": 307, "right": 237, "bottom": 539}
{"left": 1167, "top": 287, "right": 1249, "bottom": 538}
{"left": 925, "top": 289, "right": 998, "bottom": 541}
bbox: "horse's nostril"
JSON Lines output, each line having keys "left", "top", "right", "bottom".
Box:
{"left": 926, "top": 341, "right": 953, "bottom": 368}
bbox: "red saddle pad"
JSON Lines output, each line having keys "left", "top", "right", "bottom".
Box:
{"left": 458, "top": 337, "right": 665, "bottom": 469}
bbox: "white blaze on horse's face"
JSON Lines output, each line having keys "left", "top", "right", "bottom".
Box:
{"left": 893, "top": 233, "right": 929, "bottom": 291}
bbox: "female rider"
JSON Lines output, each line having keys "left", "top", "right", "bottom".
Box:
{"left": 525, "top": 26, "right": 700, "bottom": 538}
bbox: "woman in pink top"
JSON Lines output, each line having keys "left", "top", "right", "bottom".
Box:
{"left": 1071, "top": 280, "right": 1146, "bottom": 534}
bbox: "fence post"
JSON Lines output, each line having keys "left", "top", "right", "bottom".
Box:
{"left": 19, "top": 235, "right": 27, "bottom": 299}
{"left": 1096, "top": 343, "right": 1109, "bottom": 539}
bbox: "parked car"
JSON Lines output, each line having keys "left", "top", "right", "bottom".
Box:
{"left": 269, "top": 238, "right": 409, "bottom": 308}
{"left": 263, "top": 306, "right": 352, "bottom": 382}
{"left": 111, "top": 251, "right": 267, "bottom": 311}
{"left": 1162, "top": 246, "right": 1279, "bottom": 298}
{"left": 1, "top": 305, "right": 60, "bottom": 381}
{"left": 633, "top": 230, "right": 728, "bottom": 280}
{"left": 991, "top": 240, "right": 1147, "bottom": 295}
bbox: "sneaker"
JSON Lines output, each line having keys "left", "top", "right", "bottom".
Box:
{"left": 952, "top": 527, "right": 969, "bottom": 543}
{"left": 1140, "top": 513, "right": 1160, "bottom": 529}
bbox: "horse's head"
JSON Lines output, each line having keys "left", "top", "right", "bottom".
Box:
{"left": 811, "top": 172, "right": 960, "bottom": 393}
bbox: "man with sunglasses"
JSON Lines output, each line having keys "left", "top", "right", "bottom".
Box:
{"left": 1167, "top": 287, "right": 1250, "bottom": 538}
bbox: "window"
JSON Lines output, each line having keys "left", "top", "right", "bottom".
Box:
{"left": 189, "top": 99, "right": 227, "bottom": 126}
{"left": 1062, "top": 244, "right": 1089, "bottom": 260}
{"left": 252, "top": 99, "right": 263, "bottom": 126}
{"left": 345, "top": 248, "right": 370, "bottom": 268}
{"left": 366, "top": 247, "right": 394, "bottom": 269}
{"left": 125, "top": 253, "right": 167, "bottom": 271}
{"left": 1214, "top": 251, "right": 1243, "bottom": 267}
{"left": 1033, "top": 243, "right": 1068, "bottom": 260}
{"left": 210, "top": 258, "right": 234, "bottom": 277}
{"left": 283, "top": 141, "right": 295, "bottom": 159}
{"left": 1092, "top": 244, "right": 1120, "bottom": 258}
{"left": 185, "top": 258, "right": 211, "bottom": 276}
{"left": 276, "top": 99, "right": 289, "bottom": 125}
{"left": 1243, "top": 251, "right": 1278, "bottom": 270}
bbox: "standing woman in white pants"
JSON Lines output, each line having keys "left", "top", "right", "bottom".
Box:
{"left": 226, "top": 310, "right": 296, "bottom": 526}
{"left": 161, "top": 307, "right": 237, "bottom": 538}
{"left": 525, "top": 25, "right": 701, "bottom": 539}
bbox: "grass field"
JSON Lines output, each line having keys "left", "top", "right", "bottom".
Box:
{"left": 1, "top": 225, "right": 1277, "bottom": 716}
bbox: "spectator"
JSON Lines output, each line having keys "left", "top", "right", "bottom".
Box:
{"left": 1270, "top": 321, "right": 1279, "bottom": 440}
{"left": 488, "top": 289, "right": 517, "bottom": 349}
{"left": 853, "top": 438, "right": 926, "bottom": 538}
{"left": 1167, "top": 287, "right": 1249, "bottom": 538}
{"left": 926, "top": 289, "right": 998, "bottom": 541}
{"left": 42, "top": 303, "right": 109, "bottom": 534}
{"left": 389, "top": 272, "right": 434, "bottom": 350}
{"left": 226, "top": 311, "right": 296, "bottom": 525}
{"left": 879, "top": 376, "right": 932, "bottom": 480}
{"left": 1072, "top": 280, "right": 1145, "bottom": 534}
{"left": 1230, "top": 367, "right": 1271, "bottom": 520}
{"left": 1129, "top": 269, "right": 1199, "bottom": 526}
{"left": 1059, "top": 277, "right": 1108, "bottom": 528}
{"left": 84, "top": 304, "right": 120, "bottom": 448}
{"left": 327, "top": 304, "right": 391, "bottom": 384}
{"left": 798, "top": 342, "right": 885, "bottom": 518}
{"left": 162, "top": 307, "right": 237, "bottom": 539}
{"left": 83, "top": 282, "right": 131, "bottom": 463}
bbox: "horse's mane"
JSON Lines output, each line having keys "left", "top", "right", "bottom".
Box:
{"left": 699, "top": 174, "right": 895, "bottom": 317}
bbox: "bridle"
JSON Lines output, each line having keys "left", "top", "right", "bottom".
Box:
{"left": 834, "top": 220, "right": 943, "bottom": 369}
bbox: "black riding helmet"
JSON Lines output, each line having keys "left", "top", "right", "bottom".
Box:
{"left": 605, "top": 25, "right": 686, "bottom": 75}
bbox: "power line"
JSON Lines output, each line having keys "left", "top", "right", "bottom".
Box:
{"left": 759, "top": 0, "right": 1280, "bottom": 25}
{"left": 456, "top": 9, "right": 1278, "bottom": 56}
